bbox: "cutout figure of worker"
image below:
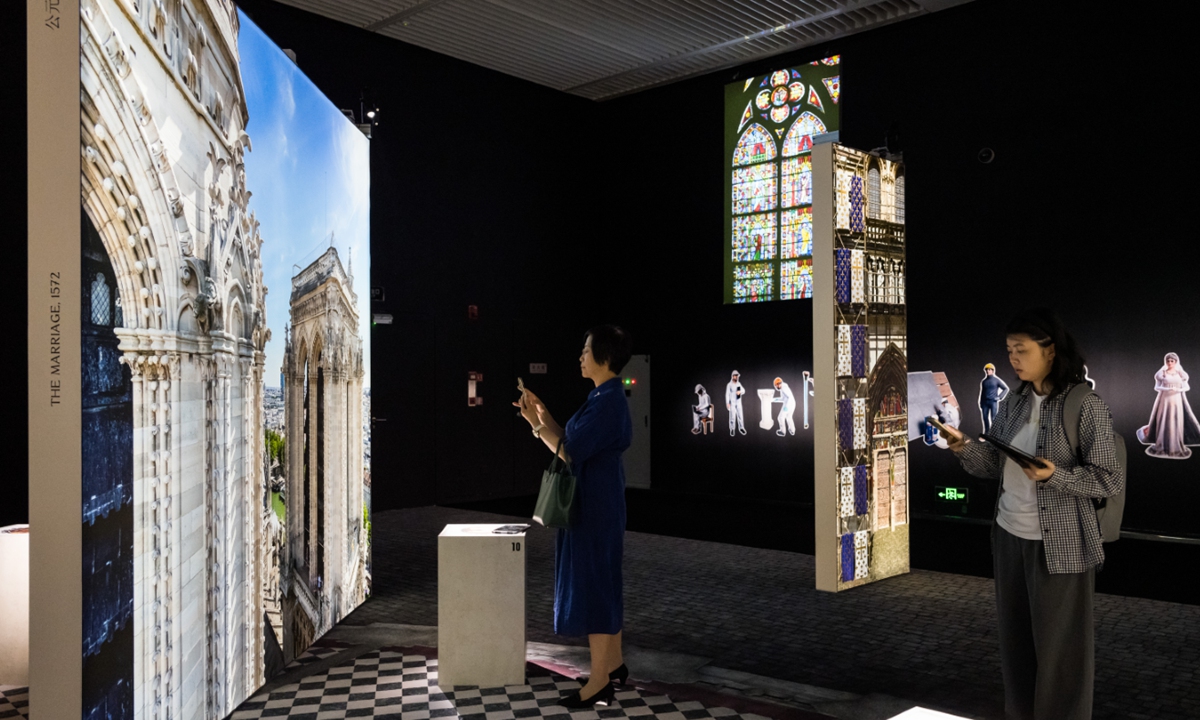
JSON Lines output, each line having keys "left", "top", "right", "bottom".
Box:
{"left": 692, "top": 384, "right": 713, "bottom": 435}
{"left": 978, "top": 363, "right": 1010, "bottom": 434}
{"left": 772, "top": 377, "right": 796, "bottom": 436}
{"left": 726, "top": 370, "right": 746, "bottom": 436}
{"left": 802, "top": 371, "right": 815, "bottom": 429}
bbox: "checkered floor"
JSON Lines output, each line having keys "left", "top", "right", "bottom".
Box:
{"left": 231, "top": 649, "right": 766, "bottom": 719}
{"left": 0, "top": 686, "right": 29, "bottom": 719}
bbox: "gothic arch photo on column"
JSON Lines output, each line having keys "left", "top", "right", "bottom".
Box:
{"left": 78, "top": 2, "right": 371, "bottom": 718}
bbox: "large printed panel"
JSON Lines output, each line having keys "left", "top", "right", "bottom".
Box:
{"left": 724, "top": 58, "right": 841, "bottom": 304}
{"left": 78, "top": 2, "right": 370, "bottom": 717}
{"left": 815, "top": 144, "right": 908, "bottom": 591}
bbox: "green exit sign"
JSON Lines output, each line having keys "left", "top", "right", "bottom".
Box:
{"left": 936, "top": 486, "right": 969, "bottom": 502}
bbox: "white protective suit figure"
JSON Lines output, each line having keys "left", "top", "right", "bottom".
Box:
{"left": 692, "top": 384, "right": 713, "bottom": 434}
{"left": 772, "top": 377, "right": 796, "bottom": 436}
{"left": 726, "top": 371, "right": 746, "bottom": 436}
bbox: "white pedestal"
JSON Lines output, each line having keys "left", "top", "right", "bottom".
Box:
{"left": 0, "top": 525, "right": 30, "bottom": 686}
{"left": 437, "top": 524, "right": 527, "bottom": 689}
{"left": 888, "top": 707, "right": 971, "bottom": 719}
{"left": 757, "top": 389, "right": 776, "bottom": 430}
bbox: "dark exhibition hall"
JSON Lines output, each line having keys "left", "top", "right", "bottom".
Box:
{"left": 4, "top": 1, "right": 1198, "bottom": 719}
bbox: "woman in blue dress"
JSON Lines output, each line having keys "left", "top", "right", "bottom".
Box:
{"left": 514, "top": 325, "right": 633, "bottom": 708}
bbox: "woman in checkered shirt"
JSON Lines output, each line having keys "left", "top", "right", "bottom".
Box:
{"left": 941, "top": 307, "right": 1124, "bottom": 720}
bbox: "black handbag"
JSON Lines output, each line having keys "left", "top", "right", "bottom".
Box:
{"left": 532, "top": 437, "right": 576, "bottom": 528}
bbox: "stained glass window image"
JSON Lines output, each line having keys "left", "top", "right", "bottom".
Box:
{"left": 733, "top": 124, "right": 778, "bottom": 166}
{"left": 781, "top": 259, "right": 813, "bottom": 300}
{"left": 733, "top": 263, "right": 774, "bottom": 303}
{"left": 781, "top": 156, "right": 813, "bottom": 208}
{"left": 732, "top": 164, "right": 778, "bottom": 215}
{"left": 732, "top": 213, "right": 778, "bottom": 262}
{"left": 736, "top": 101, "right": 754, "bottom": 133}
{"left": 823, "top": 76, "right": 841, "bottom": 104}
{"left": 782, "top": 112, "right": 827, "bottom": 157}
{"left": 895, "top": 175, "right": 906, "bottom": 223}
{"left": 807, "top": 86, "right": 824, "bottom": 112}
{"left": 781, "top": 207, "right": 813, "bottom": 258}
{"left": 725, "top": 58, "right": 840, "bottom": 304}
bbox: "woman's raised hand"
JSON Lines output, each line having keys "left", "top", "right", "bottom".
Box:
{"left": 513, "top": 390, "right": 539, "bottom": 426}
{"left": 941, "top": 423, "right": 968, "bottom": 452}
{"left": 514, "top": 388, "right": 555, "bottom": 429}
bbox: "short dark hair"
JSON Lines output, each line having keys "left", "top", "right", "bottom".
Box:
{"left": 586, "top": 325, "right": 633, "bottom": 374}
{"left": 1004, "top": 307, "right": 1086, "bottom": 398}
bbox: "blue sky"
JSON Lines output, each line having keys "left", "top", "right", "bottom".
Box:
{"left": 238, "top": 10, "right": 371, "bottom": 387}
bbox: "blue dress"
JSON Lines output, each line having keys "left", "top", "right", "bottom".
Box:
{"left": 555, "top": 377, "right": 633, "bottom": 636}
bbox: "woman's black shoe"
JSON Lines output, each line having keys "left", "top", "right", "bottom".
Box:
{"left": 574, "top": 663, "right": 629, "bottom": 687}
{"left": 560, "top": 682, "right": 616, "bottom": 709}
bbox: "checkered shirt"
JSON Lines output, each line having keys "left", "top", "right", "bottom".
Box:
{"left": 957, "top": 381, "right": 1125, "bottom": 574}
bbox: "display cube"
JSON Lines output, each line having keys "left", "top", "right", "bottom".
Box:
{"left": 0, "top": 525, "right": 29, "bottom": 686}
{"left": 437, "top": 524, "right": 528, "bottom": 689}
{"left": 888, "top": 707, "right": 971, "bottom": 719}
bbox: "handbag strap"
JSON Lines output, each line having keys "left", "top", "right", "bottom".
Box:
{"left": 551, "top": 436, "right": 570, "bottom": 470}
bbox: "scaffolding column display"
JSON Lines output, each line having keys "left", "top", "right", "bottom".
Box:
{"left": 813, "top": 142, "right": 909, "bottom": 592}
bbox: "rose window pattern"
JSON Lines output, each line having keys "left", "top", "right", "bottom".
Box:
{"left": 728, "top": 56, "right": 840, "bottom": 303}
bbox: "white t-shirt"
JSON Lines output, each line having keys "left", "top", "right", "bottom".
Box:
{"left": 996, "top": 391, "right": 1045, "bottom": 540}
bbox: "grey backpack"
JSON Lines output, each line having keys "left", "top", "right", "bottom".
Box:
{"left": 1062, "top": 383, "right": 1126, "bottom": 543}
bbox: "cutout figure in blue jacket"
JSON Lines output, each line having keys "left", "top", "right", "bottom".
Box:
{"left": 979, "top": 363, "right": 1010, "bottom": 434}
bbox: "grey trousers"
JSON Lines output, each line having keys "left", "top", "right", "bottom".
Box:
{"left": 993, "top": 524, "right": 1095, "bottom": 720}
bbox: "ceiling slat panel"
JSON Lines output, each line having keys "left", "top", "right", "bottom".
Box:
{"left": 269, "top": 0, "right": 971, "bottom": 99}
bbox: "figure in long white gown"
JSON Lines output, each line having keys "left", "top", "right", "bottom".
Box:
{"left": 1136, "top": 352, "right": 1200, "bottom": 459}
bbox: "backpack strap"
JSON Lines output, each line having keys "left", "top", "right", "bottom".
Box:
{"left": 1062, "top": 383, "right": 1093, "bottom": 461}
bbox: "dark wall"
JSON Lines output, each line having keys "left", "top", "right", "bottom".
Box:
{"left": 2, "top": 2, "right": 29, "bottom": 530}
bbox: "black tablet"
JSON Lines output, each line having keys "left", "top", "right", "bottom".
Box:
{"left": 978, "top": 434, "right": 1047, "bottom": 469}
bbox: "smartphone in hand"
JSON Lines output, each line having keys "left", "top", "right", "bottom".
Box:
{"left": 926, "top": 415, "right": 956, "bottom": 437}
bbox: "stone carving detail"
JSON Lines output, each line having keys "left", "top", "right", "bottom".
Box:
{"left": 166, "top": 187, "right": 184, "bottom": 217}
{"left": 128, "top": 83, "right": 153, "bottom": 126}
{"left": 151, "top": 140, "right": 171, "bottom": 174}
{"left": 103, "top": 32, "right": 131, "bottom": 78}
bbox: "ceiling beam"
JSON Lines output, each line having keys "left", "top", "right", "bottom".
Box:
{"left": 363, "top": 0, "right": 453, "bottom": 32}
{"left": 563, "top": 0, "right": 879, "bottom": 94}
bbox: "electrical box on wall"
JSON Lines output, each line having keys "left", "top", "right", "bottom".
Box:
{"left": 624, "top": 355, "right": 651, "bottom": 490}
{"left": 468, "top": 371, "right": 483, "bottom": 406}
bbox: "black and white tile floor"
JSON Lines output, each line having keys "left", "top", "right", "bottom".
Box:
{"left": 0, "top": 686, "right": 29, "bottom": 719}
{"left": 231, "top": 649, "right": 766, "bottom": 720}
